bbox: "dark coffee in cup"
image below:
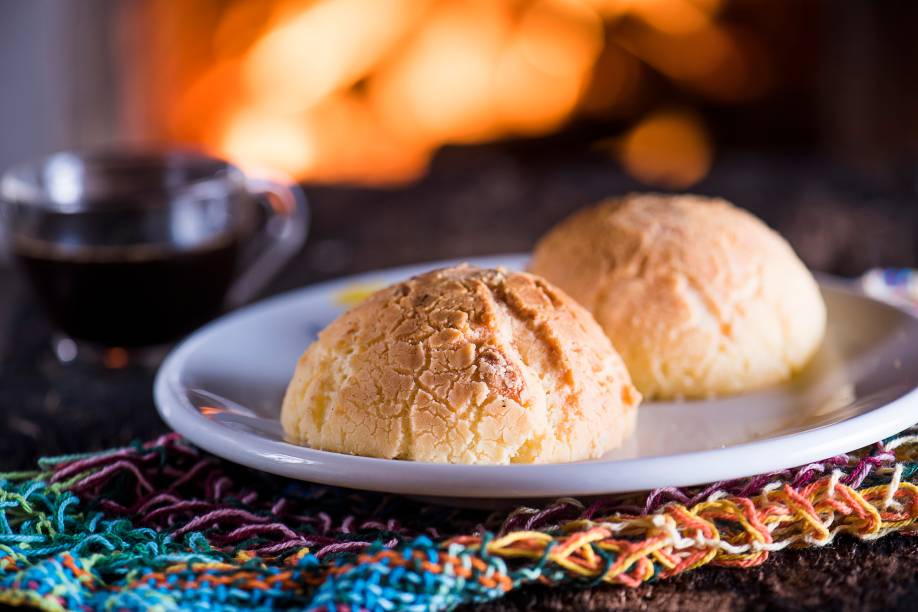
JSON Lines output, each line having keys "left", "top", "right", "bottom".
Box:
{"left": 1, "top": 150, "right": 308, "bottom": 354}
{"left": 12, "top": 236, "right": 239, "bottom": 346}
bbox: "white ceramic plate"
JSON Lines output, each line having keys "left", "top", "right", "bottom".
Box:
{"left": 155, "top": 255, "right": 918, "bottom": 498}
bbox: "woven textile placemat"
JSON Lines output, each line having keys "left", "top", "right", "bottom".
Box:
{"left": 1, "top": 269, "right": 916, "bottom": 611}
{"left": 2, "top": 429, "right": 917, "bottom": 611}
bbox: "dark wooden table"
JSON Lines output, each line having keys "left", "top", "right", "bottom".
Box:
{"left": 2, "top": 145, "right": 917, "bottom": 610}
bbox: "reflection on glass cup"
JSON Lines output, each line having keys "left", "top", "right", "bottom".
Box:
{"left": 0, "top": 150, "right": 308, "bottom": 357}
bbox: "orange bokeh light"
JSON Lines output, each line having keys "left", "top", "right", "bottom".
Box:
{"left": 369, "top": 0, "right": 510, "bottom": 144}
{"left": 496, "top": 0, "right": 603, "bottom": 133}
{"left": 242, "top": 0, "right": 426, "bottom": 115}
{"left": 617, "top": 108, "right": 713, "bottom": 188}
{"left": 150, "top": 0, "right": 765, "bottom": 187}
{"left": 220, "top": 110, "right": 317, "bottom": 178}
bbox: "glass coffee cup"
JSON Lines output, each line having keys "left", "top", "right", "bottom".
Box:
{"left": 0, "top": 149, "right": 308, "bottom": 363}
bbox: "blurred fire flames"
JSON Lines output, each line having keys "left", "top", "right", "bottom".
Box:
{"left": 140, "top": 0, "right": 772, "bottom": 186}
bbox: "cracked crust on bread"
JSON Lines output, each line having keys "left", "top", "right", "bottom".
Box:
{"left": 530, "top": 193, "right": 827, "bottom": 399}
{"left": 281, "top": 265, "right": 640, "bottom": 464}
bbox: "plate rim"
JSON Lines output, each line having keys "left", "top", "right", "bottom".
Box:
{"left": 155, "top": 254, "right": 918, "bottom": 497}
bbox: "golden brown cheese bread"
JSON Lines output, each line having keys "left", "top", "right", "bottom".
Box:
{"left": 530, "top": 193, "right": 827, "bottom": 399}
{"left": 281, "top": 264, "right": 640, "bottom": 464}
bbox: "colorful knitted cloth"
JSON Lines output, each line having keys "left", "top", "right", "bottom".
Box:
{"left": 1, "top": 268, "right": 916, "bottom": 611}
{"left": 2, "top": 430, "right": 918, "bottom": 611}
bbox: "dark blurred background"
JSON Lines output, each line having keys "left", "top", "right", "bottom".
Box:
{"left": 3, "top": 0, "right": 917, "bottom": 283}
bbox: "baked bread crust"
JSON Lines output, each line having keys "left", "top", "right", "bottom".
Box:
{"left": 281, "top": 264, "right": 640, "bottom": 464}
{"left": 530, "top": 193, "right": 827, "bottom": 399}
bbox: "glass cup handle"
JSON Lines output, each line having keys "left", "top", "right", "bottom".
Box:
{"left": 225, "top": 177, "right": 310, "bottom": 307}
